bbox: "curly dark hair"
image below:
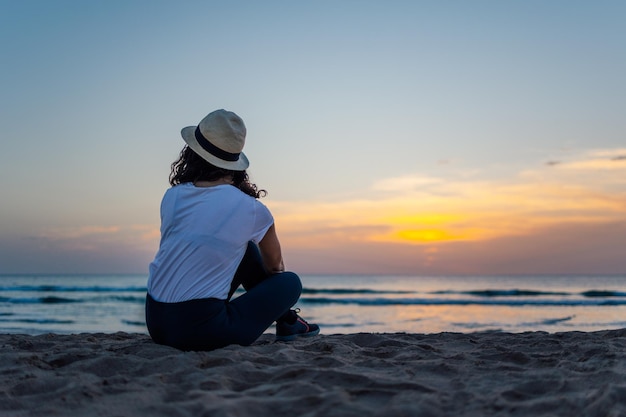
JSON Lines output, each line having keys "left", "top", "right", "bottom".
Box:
{"left": 169, "top": 146, "right": 266, "bottom": 198}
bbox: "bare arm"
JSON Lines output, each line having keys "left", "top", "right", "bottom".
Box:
{"left": 258, "top": 223, "right": 285, "bottom": 273}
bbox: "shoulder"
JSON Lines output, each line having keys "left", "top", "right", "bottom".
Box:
{"left": 224, "top": 186, "right": 272, "bottom": 214}
{"left": 165, "top": 182, "right": 192, "bottom": 194}
{"left": 223, "top": 185, "right": 266, "bottom": 204}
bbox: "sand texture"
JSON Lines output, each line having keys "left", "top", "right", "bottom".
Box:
{"left": 1, "top": 330, "right": 625, "bottom": 416}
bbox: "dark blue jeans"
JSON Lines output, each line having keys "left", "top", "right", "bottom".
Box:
{"left": 145, "top": 242, "right": 302, "bottom": 351}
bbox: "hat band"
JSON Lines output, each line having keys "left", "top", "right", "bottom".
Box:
{"left": 195, "top": 127, "right": 240, "bottom": 162}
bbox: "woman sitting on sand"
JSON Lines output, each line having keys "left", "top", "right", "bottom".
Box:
{"left": 145, "top": 109, "right": 319, "bottom": 351}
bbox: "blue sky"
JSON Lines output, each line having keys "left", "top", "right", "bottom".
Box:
{"left": 1, "top": 1, "right": 625, "bottom": 274}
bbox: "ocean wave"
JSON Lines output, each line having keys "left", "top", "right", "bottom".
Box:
{"left": 3, "top": 285, "right": 624, "bottom": 299}
{"left": 0, "top": 296, "right": 81, "bottom": 304}
{"left": 2, "top": 287, "right": 626, "bottom": 306}
{"left": 450, "top": 315, "right": 576, "bottom": 330}
{"left": 0, "top": 318, "right": 75, "bottom": 324}
{"left": 0, "top": 295, "right": 145, "bottom": 305}
{"left": 106, "top": 296, "right": 146, "bottom": 303}
{"left": 299, "top": 297, "right": 626, "bottom": 307}
{"left": 537, "top": 315, "right": 575, "bottom": 325}
{"left": 1, "top": 285, "right": 411, "bottom": 296}
{"left": 121, "top": 320, "right": 145, "bottom": 327}
{"left": 302, "top": 288, "right": 413, "bottom": 295}
{"left": 432, "top": 289, "right": 569, "bottom": 297}
{"left": 0, "top": 285, "right": 147, "bottom": 293}
{"left": 431, "top": 289, "right": 626, "bottom": 298}
{"left": 581, "top": 290, "right": 626, "bottom": 297}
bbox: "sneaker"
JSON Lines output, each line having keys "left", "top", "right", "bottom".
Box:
{"left": 276, "top": 309, "right": 320, "bottom": 341}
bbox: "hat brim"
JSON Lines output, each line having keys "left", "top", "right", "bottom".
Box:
{"left": 181, "top": 126, "right": 250, "bottom": 171}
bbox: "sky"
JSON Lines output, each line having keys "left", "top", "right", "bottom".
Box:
{"left": 0, "top": 0, "right": 625, "bottom": 275}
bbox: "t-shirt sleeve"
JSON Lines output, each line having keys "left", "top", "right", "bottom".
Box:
{"left": 250, "top": 200, "right": 274, "bottom": 243}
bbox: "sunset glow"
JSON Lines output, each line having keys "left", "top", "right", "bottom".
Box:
{"left": 262, "top": 148, "right": 626, "bottom": 274}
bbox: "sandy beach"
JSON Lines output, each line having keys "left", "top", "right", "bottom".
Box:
{"left": 1, "top": 330, "right": 624, "bottom": 417}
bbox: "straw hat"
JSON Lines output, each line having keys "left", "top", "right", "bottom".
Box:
{"left": 180, "top": 109, "right": 250, "bottom": 171}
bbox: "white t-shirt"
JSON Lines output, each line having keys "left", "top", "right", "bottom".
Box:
{"left": 147, "top": 183, "right": 274, "bottom": 302}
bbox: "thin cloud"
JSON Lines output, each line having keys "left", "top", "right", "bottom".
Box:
{"left": 552, "top": 148, "right": 626, "bottom": 172}
{"left": 371, "top": 175, "right": 444, "bottom": 192}
{"left": 269, "top": 147, "right": 626, "bottom": 250}
{"left": 32, "top": 224, "right": 158, "bottom": 253}
{"left": 37, "top": 225, "right": 121, "bottom": 240}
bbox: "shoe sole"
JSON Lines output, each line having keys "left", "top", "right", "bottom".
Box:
{"left": 275, "top": 328, "right": 320, "bottom": 342}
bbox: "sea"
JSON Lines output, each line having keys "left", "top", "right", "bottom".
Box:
{"left": 0, "top": 274, "right": 625, "bottom": 335}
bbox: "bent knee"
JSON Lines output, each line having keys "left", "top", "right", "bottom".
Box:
{"left": 278, "top": 271, "right": 302, "bottom": 297}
